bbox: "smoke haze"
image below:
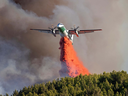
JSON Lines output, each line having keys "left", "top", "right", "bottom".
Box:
{"left": 0, "top": 0, "right": 127, "bottom": 95}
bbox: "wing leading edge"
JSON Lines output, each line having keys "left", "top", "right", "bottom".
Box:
{"left": 30, "top": 29, "right": 60, "bottom": 34}
{"left": 69, "top": 29, "right": 102, "bottom": 34}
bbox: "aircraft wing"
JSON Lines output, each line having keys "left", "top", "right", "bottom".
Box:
{"left": 69, "top": 29, "right": 102, "bottom": 34}
{"left": 30, "top": 29, "right": 60, "bottom": 34}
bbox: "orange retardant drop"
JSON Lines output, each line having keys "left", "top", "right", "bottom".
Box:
{"left": 59, "top": 37, "right": 89, "bottom": 77}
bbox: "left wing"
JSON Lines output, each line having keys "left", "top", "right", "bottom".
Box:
{"left": 69, "top": 29, "right": 102, "bottom": 34}
{"left": 30, "top": 29, "right": 60, "bottom": 34}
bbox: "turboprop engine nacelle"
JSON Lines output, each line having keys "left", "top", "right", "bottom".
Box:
{"left": 73, "top": 26, "right": 79, "bottom": 37}
{"left": 51, "top": 29, "right": 56, "bottom": 37}
{"left": 49, "top": 26, "right": 56, "bottom": 37}
{"left": 75, "top": 30, "right": 79, "bottom": 37}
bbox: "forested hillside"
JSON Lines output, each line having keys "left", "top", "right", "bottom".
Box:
{"left": 3, "top": 70, "right": 128, "bottom": 96}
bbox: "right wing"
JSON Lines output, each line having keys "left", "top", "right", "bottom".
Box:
{"left": 30, "top": 29, "right": 60, "bottom": 34}
{"left": 78, "top": 29, "right": 102, "bottom": 34}
{"left": 69, "top": 29, "right": 102, "bottom": 34}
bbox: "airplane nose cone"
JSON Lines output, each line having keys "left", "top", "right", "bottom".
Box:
{"left": 57, "top": 23, "right": 60, "bottom": 27}
{"left": 57, "top": 23, "right": 63, "bottom": 28}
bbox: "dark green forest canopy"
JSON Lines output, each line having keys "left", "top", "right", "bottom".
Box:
{"left": 3, "top": 70, "right": 128, "bottom": 96}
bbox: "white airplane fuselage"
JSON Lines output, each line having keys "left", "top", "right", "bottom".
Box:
{"left": 57, "top": 23, "right": 73, "bottom": 42}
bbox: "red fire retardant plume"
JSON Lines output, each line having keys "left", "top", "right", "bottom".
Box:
{"left": 59, "top": 37, "right": 90, "bottom": 77}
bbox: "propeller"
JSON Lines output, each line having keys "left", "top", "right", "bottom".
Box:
{"left": 74, "top": 25, "right": 79, "bottom": 30}
{"left": 48, "top": 24, "right": 57, "bottom": 37}
{"left": 71, "top": 25, "right": 79, "bottom": 37}
{"left": 71, "top": 25, "right": 79, "bottom": 30}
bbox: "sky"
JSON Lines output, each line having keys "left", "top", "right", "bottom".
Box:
{"left": 0, "top": 0, "right": 128, "bottom": 95}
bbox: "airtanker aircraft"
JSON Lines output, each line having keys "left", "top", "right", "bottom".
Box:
{"left": 30, "top": 23, "right": 102, "bottom": 43}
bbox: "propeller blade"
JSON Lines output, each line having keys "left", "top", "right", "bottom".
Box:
{"left": 48, "top": 27, "right": 51, "bottom": 29}
{"left": 51, "top": 24, "right": 54, "bottom": 28}
{"left": 76, "top": 26, "right": 79, "bottom": 29}
{"left": 48, "top": 25, "right": 57, "bottom": 30}
{"left": 53, "top": 26, "right": 57, "bottom": 29}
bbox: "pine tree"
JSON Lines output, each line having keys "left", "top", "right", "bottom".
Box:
{"left": 5, "top": 93, "right": 9, "bottom": 96}
{"left": 13, "top": 90, "right": 19, "bottom": 96}
{"left": 26, "top": 92, "right": 33, "bottom": 96}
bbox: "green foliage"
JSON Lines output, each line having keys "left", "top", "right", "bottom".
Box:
{"left": 5, "top": 70, "right": 128, "bottom": 96}
{"left": 13, "top": 90, "right": 19, "bottom": 96}
{"left": 5, "top": 93, "right": 9, "bottom": 96}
